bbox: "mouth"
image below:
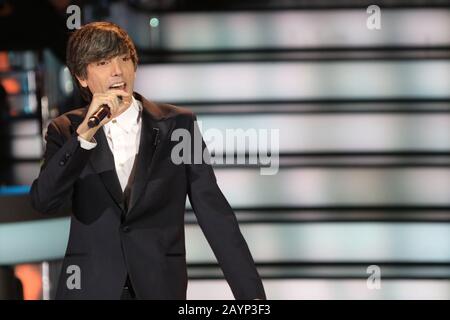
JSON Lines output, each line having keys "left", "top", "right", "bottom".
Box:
{"left": 109, "top": 81, "right": 127, "bottom": 90}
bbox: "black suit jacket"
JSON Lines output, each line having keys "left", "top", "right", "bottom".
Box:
{"left": 30, "top": 92, "right": 265, "bottom": 300}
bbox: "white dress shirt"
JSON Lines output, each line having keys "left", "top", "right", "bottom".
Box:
{"left": 78, "top": 97, "right": 142, "bottom": 192}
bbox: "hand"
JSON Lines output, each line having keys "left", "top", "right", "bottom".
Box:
{"left": 76, "top": 89, "right": 130, "bottom": 141}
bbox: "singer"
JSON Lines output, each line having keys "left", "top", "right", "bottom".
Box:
{"left": 30, "top": 22, "right": 265, "bottom": 300}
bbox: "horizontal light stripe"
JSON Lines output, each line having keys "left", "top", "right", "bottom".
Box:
{"left": 208, "top": 168, "right": 450, "bottom": 206}
{"left": 0, "top": 185, "right": 30, "bottom": 196}
{"left": 135, "top": 61, "right": 450, "bottom": 102}
{"left": 12, "top": 136, "right": 43, "bottom": 159}
{"left": 2, "top": 220, "right": 448, "bottom": 265}
{"left": 126, "top": 9, "right": 450, "bottom": 49}
{"left": 0, "top": 217, "right": 70, "bottom": 265}
{"left": 196, "top": 113, "right": 450, "bottom": 152}
{"left": 187, "top": 279, "right": 450, "bottom": 300}
{"left": 8, "top": 119, "right": 41, "bottom": 136}
{"left": 185, "top": 223, "right": 450, "bottom": 263}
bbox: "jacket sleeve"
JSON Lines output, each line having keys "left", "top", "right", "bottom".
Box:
{"left": 30, "top": 120, "right": 94, "bottom": 215}
{"left": 186, "top": 114, "right": 266, "bottom": 300}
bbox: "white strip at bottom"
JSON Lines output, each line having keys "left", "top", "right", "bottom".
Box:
{"left": 187, "top": 279, "right": 450, "bottom": 300}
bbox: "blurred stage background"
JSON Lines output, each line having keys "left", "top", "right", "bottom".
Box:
{"left": 0, "top": 0, "right": 449, "bottom": 299}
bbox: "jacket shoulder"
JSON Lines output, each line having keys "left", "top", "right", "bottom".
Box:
{"left": 156, "top": 103, "right": 195, "bottom": 120}
{"left": 133, "top": 92, "right": 195, "bottom": 121}
{"left": 49, "top": 107, "right": 86, "bottom": 138}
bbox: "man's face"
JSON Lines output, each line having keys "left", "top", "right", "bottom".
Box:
{"left": 77, "top": 53, "right": 135, "bottom": 102}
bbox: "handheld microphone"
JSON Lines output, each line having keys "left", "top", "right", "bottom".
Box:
{"left": 87, "top": 95, "right": 123, "bottom": 128}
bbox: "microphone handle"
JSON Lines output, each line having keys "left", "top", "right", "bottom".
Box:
{"left": 87, "top": 104, "right": 110, "bottom": 128}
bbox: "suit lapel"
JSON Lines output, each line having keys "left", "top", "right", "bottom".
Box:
{"left": 89, "top": 128, "right": 125, "bottom": 212}
{"left": 127, "top": 106, "right": 172, "bottom": 215}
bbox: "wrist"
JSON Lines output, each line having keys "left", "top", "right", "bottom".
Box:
{"left": 76, "top": 122, "right": 97, "bottom": 142}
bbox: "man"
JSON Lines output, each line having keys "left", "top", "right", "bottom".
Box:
{"left": 30, "top": 22, "right": 266, "bottom": 300}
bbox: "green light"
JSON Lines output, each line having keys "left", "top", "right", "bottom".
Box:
{"left": 149, "top": 17, "right": 159, "bottom": 28}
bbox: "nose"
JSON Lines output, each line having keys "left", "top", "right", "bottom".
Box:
{"left": 110, "top": 57, "right": 123, "bottom": 76}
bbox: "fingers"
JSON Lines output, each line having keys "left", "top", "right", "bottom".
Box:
{"left": 106, "top": 88, "right": 130, "bottom": 98}
{"left": 106, "top": 89, "right": 132, "bottom": 112}
{"left": 91, "top": 95, "right": 118, "bottom": 115}
{"left": 85, "top": 88, "right": 132, "bottom": 128}
{"left": 80, "top": 89, "right": 132, "bottom": 132}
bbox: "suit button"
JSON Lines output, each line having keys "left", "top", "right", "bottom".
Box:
{"left": 59, "top": 160, "right": 66, "bottom": 166}
{"left": 65, "top": 152, "right": 71, "bottom": 159}
{"left": 122, "top": 226, "right": 131, "bottom": 233}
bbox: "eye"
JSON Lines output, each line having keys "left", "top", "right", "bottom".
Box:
{"left": 96, "top": 60, "right": 109, "bottom": 66}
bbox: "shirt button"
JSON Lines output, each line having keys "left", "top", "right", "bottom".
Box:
{"left": 112, "top": 119, "right": 117, "bottom": 124}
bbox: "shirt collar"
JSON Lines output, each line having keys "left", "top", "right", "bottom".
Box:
{"left": 104, "top": 96, "right": 141, "bottom": 134}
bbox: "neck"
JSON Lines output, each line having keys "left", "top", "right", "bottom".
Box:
{"left": 115, "top": 97, "right": 133, "bottom": 118}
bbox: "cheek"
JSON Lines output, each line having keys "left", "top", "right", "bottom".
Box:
{"left": 90, "top": 77, "right": 107, "bottom": 91}
{"left": 126, "top": 70, "right": 136, "bottom": 85}
{"left": 125, "top": 62, "right": 136, "bottom": 75}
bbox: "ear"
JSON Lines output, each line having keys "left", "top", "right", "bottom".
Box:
{"left": 76, "top": 76, "right": 88, "bottom": 88}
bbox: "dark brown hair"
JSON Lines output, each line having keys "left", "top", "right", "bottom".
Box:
{"left": 66, "top": 21, "right": 138, "bottom": 101}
